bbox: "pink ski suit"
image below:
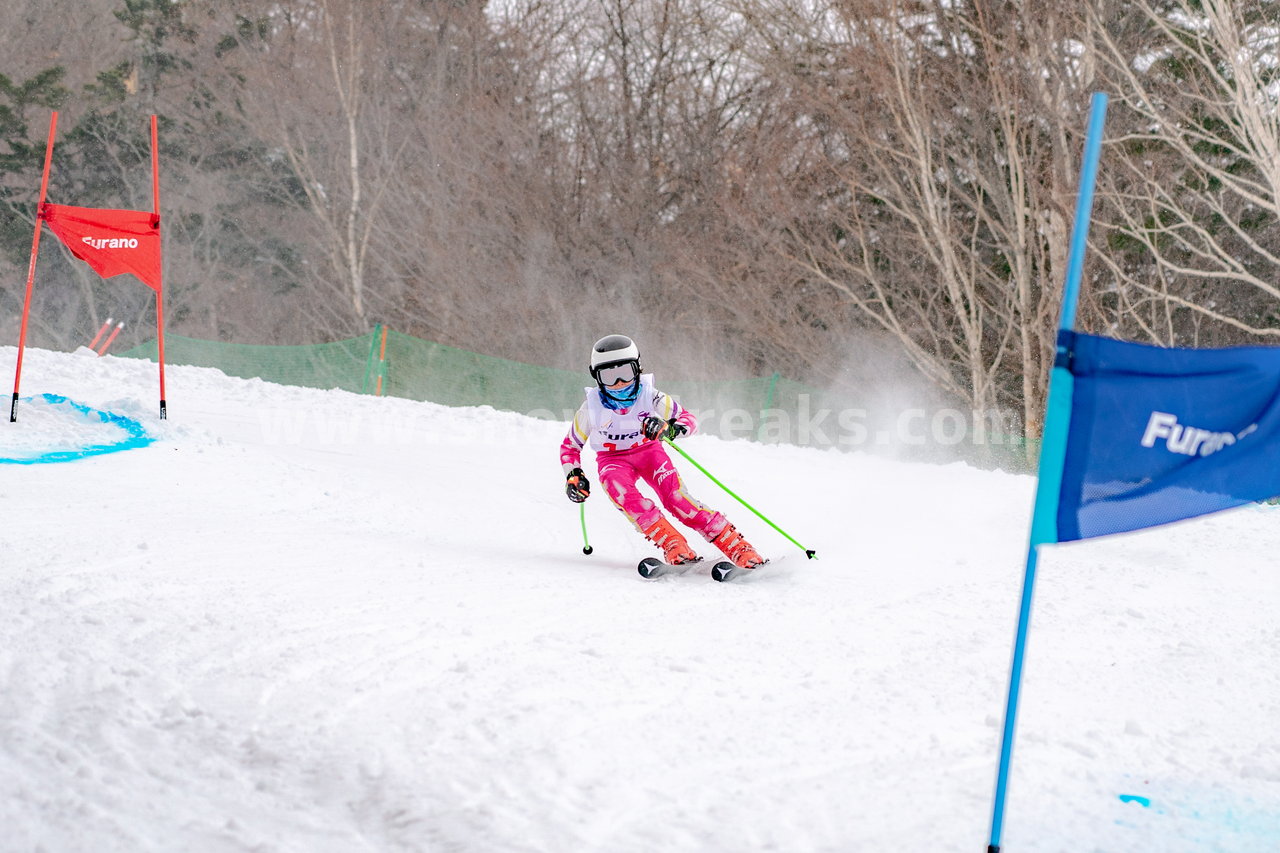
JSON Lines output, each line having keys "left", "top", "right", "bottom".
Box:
{"left": 560, "top": 375, "right": 727, "bottom": 539}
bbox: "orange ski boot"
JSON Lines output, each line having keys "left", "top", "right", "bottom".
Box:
{"left": 711, "top": 522, "right": 764, "bottom": 569}
{"left": 643, "top": 517, "right": 699, "bottom": 565}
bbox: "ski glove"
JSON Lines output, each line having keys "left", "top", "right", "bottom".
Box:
{"left": 565, "top": 468, "right": 591, "bottom": 503}
{"left": 642, "top": 416, "right": 687, "bottom": 442}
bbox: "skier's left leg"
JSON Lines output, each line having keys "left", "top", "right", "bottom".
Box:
{"left": 640, "top": 443, "right": 764, "bottom": 568}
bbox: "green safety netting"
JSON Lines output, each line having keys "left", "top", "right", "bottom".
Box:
{"left": 118, "top": 328, "right": 808, "bottom": 426}
{"left": 121, "top": 334, "right": 374, "bottom": 395}
{"left": 118, "top": 328, "right": 1034, "bottom": 465}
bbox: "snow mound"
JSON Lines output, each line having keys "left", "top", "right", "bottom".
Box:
{"left": 0, "top": 393, "right": 153, "bottom": 463}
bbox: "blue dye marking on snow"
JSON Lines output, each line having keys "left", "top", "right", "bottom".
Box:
{"left": 0, "top": 394, "right": 153, "bottom": 464}
{"left": 1118, "top": 794, "right": 1152, "bottom": 808}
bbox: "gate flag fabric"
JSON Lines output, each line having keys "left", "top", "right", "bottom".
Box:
{"left": 1054, "top": 330, "right": 1280, "bottom": 542}
{"left": 40, "top": 203, "right": 162, "bottom": 292}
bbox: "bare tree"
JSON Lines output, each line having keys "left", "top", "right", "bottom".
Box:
{"left": 202, "top": 0, "right": 422, "bottom": 332}
{"left": 196, "top": 0, "right": 584, "bottom": 357}
{"left": 730, "top": 0, "right": 1089, "bottom": 441}
{"left": 521, "top": 0, "right": 816, "bottom": 376}
{"left": 0, "top": 0, "right": 131, "bottom": 102}
{"left": 1088, "top": 0, "right": 1280, "bottom": 345}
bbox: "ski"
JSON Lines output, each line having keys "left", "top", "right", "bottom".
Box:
{"left": 711, "top": 559, "right": 770, "bottom": 582}
{"left": 638, "top": 556, "right": 702, "bottom": 579}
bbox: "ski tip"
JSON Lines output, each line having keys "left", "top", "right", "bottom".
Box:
{"left": 712, "top": 558, "right": 770, "bottom": 582}
{"left": 637, "top": 557, "right": 663, "bottom": 578}
{"left": 639, "top": 556, "right": 702, "bottom": 579}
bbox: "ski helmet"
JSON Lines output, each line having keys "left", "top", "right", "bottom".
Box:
{"left": 590, "top": 334, "right": 642, "bottom": 405}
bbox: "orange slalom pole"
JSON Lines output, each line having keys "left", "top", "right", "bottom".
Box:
{"left": 374, "top": 324, "right": 389, "bottom": 395}
{"left": 11, "top": 111, "right": 58, "bottom": 423}
{"left": 96, "top": 321, "right": 124, "bottom": 356}
{"left": 151, "top": 115, "right": 167, "bottom": 419}
{"left": 88, "top": 317, "right": 113, "bottom": 351}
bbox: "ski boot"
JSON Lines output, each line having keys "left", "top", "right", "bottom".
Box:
{"left": 643, "top": 517, "right": 699, "bottom": 565}
{"left": 710, "top": 522, "right": 764, "bottom": 569}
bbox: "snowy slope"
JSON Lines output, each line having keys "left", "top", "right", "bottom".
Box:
{"left": 1, "top": 345, "right": 1277, "bottom": 853}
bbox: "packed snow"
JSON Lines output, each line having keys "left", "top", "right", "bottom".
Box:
{"left": 2, "top": 345, "right": 1277, "bottom": 852}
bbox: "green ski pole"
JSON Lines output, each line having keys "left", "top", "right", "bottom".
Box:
{"left": 664, "top": 437, "right": 816, "bottom": 559}
{"left": 579, "top": 503, "right": 593, "bottom": 555}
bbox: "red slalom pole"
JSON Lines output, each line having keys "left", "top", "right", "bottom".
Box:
{"left": 96, "top": 321, "right": 124, "bottom": 356}
{"left": 151, "top": 115, "right": 167, "bottom": 419}
{"left": 88, "top": 317, "right": 113, "bottom": 351}
{"left": 11, "top": 111, "right": 57, "bottom": 423}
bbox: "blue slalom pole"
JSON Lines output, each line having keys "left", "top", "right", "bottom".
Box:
{"left": 987, "top": 91, "right": 1108, "bottom": 853}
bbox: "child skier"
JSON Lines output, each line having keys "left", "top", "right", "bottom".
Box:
{"left": 560, "top": 334, "right": 764, "bottom": 569}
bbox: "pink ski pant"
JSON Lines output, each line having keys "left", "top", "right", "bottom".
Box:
{"left": 597, "top": 441, "right": 725, "bottom": 538}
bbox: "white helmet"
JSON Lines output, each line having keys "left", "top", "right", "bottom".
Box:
{"left": 590, "top": 334, "right": 642, "bottom": 403}
{"left": 590, "top": 334, "right": 640, "bottom": 373}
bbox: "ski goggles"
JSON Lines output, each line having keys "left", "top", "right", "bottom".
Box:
{"left": 596, "top": 361, "right": 638, "bottom": 386}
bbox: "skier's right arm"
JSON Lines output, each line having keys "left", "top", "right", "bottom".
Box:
{"left": 560, "top": 405, "right": 588, "bottom": 474}
{"left": 561, "top": 405, "right": 590, "bottom": 502}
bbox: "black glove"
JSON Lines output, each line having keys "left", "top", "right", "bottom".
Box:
{"left": 642, "top": 416, "right": 687, "bottom": 442}
{"left": 565, "top": 468, "right": 591, "bottom": 503}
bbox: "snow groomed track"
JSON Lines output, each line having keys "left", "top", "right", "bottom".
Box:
{"left": 2, "top": 345, "right": 1278, "bottom": 852}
